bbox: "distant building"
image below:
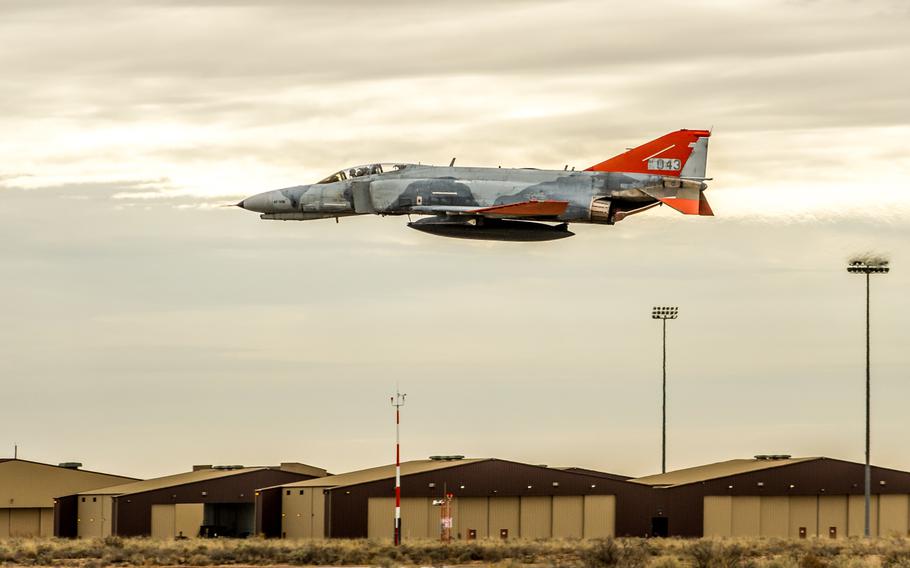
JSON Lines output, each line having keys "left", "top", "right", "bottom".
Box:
{"left": 28, "top": 453, "right": 910, "bottom": 540}
{"left": 55, "top": 462, "right": 326, "bottom": 539}
{"left": 255, "top": 457, "right": 648, "bottom": 540}
{"left": 630, "top": 456, "right": 910, "bottom": 538}
{"left": 0, "top": 458, "right": 135, "bottom": 539}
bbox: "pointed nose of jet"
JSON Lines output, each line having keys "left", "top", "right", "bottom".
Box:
{"left": 237, "top": 191, "right": 272, "bottom": 213}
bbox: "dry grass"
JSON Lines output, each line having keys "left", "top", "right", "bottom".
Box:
{"left": 0, "top": 536, "right": 908, "bottom": 567}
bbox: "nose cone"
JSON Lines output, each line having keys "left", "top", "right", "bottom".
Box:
{"left": 237, "top": 191, "right": 273, "bottom": 213}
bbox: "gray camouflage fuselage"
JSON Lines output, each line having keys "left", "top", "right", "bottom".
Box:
{"left": 240, "top": 164, "right": 701, "bottom": 226}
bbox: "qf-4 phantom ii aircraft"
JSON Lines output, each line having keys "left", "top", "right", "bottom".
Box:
{"left": 237, "top": 129, "right": 713, "bottom": 241}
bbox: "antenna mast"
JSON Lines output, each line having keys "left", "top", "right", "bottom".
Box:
{"left": 391, "top": 389, "right": 406, "bottom": 545}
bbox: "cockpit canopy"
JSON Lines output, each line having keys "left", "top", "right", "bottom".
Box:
{"left": 317, "top": 163, "right": 411, "bottom": 184}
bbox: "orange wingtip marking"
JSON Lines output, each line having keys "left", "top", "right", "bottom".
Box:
{"left": 475, "top": 200, "right": 569, "bottom": 216}
{"left": 659, "top": 198, "right": 701, "bottom": 215}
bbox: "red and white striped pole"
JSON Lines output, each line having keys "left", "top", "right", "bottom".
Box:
{"left": 391, "top": 390, "right": 406, "bottom": 545}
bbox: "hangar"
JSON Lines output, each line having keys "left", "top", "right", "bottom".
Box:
{"left": 56, "top": 462, "right": 326, "bottom": 539}
{"left": 631, "top": 455, "right": 910, "bottom": 538}
{"left": 256, "top": 457, "right": 649, "bottom": 540}
{"left": 0, "top": 458, "right": 135, "bottom": 539}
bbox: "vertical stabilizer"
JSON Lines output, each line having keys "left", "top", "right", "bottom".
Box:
{"left": 679, "top": 135, "right": 709, "bottom": 179}
{"left": 586, "top": 129, "right": 711, "bottom": 177}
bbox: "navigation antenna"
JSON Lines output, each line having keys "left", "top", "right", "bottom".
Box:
{"left": 391, "top": 389, "right": 407, "bottom": 545}
{"left": 438, "top": 486, "right": 454, "bottom": 542}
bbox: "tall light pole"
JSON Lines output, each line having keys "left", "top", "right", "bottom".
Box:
{"left": 391, "top": 389, "right": 406, "bottom": 545}
{"left": 652, "top": 306, "right": 678, "bottom": 474}
{"left": 846, "top": 258, "right": 889, "bottom": 537}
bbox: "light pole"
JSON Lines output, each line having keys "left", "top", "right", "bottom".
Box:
{"left": 652, "top": 306, "right": 678, "bottom": 474}
{"left": 391, "top": 389, "right": 406, "bottom": 545}
{"left": 846, "top": 258, "right": 889, "bottom": 537}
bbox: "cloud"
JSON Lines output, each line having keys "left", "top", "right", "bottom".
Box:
{"left": 3, "top": 0, "right": 908, "bottom": 223}
{"left": 2, "top": 0, "right": 909, "bottom": 476}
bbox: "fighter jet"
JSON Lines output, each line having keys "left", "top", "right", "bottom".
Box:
{"left": 237, "top": 129, "right": 713, "bottom": 241}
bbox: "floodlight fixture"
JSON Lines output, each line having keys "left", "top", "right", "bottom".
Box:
{"left": 651, "top": 306, "right": 679, "bottom": 473}
{"left": 652, "top": 306, "right": 679, "bottom": 320}
{"left": 847, "top": 260, "right": 890, "bottom": 274}
{"left": 846, "top": 257, "right": 890, "bottom": 538}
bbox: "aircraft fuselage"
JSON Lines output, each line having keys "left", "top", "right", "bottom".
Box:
{"left": 240, "top": 164, "right": 699, "bottom": 226}
{"left": 237, "top": 129, "right": 713, "bottom": 240}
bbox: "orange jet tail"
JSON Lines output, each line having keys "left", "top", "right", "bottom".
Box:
{"left": 586, "top": 129, "right": 711, "bottom": 178}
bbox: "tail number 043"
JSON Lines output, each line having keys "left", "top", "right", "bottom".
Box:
{"left": 648, "top": 158, "right": 681, "bottom": 171}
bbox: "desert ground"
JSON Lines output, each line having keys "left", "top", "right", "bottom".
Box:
{"left": 2, "top": 536, "right": 910, "bottom": 567}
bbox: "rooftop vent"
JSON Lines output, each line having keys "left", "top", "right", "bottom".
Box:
{"left": 58, "top": 462, "right": 82, "bottom": 469}
{"left": 754, "top": 455, "right": 792, "bottom": 461}
{"left": 212, "top": 465, "right": 245, "bottom": 470}
{"left": 429, "top": 455, "right": 464, "bottom": 461}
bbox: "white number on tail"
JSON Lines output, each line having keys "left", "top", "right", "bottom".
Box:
{"left": 647, "top": 158, "right": 681, "bottom": 171}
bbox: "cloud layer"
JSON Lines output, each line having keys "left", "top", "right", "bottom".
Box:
{"left": 1, "top": 0, "right": 908, "bottom": 478}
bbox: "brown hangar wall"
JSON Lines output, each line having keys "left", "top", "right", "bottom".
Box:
{"left": 636, "top": 458, "right": 910, "bottom": 538}
{"left": 255, "top": 486, "right": 283, "bottom": 538}
{"left": 0, "top": 459, "right": 135, "bottom": 539}
{"left": 324, "top": 459, "right": 648, "bottom": 539}
{"left": 113, "top": 469, "right": 314, "bottom": 537}
{"left": 54, "top": 495, "right": 79, "bottom": 538}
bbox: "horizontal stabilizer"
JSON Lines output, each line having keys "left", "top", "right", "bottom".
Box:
{"left": 698, "top": 195, "right": 714, "bottom": 216}
{"left": 639, "top": 179, "right": 714, "bottom": 216}
{"left": 657, "top": 195, "right": 713, "bottom": 216}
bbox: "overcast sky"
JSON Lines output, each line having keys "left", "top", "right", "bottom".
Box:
{"left": 1, "top": 0, "right": 908, "bottom": 480}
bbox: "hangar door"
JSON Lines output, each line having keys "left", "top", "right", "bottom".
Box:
{"left": 367, "top": 497, "right": 437, "bottom": 540}
{"left": 78, "top": 496, "right": 113, "bottom": 538}
{"left": 488, "top": 497, "right": 520, "bottom": 539}
{"left": 520, "top": 497, "right": 551, "bottom": 538}
{"left": 2, "top": 509, "right": 42, "bottom": 538}
{"left": 151, "top": 504, "right": 204, "bottom": 539}
{"left": 367, "top": 498, "right": 394, "bottom": 540}
{"left": 1, "top": 508, "right": 55, "bottom": 538}
{"left": 368, "top": 495, "right": 615, "bottom": 540}
{"left": 458, "top": 497, "right": 489, "bottom": 538}
{"left": 879, "top": 495, "right": 910, "bottom": 536}
{"left": 583, "top": 495, "right": 615, "bottom": 538}
{"left": 361, "top": 497, "right": 521, "bottom": 540}
{"left": 703, "top": 495, "right": 910, "bottom": 538}
{"left": 552, "top": 496, "right": 583, "bottom": 538}
{"left": 282, "top": 487, "right": 326, "bottom": 539}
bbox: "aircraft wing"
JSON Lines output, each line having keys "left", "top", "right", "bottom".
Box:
{"left": 411, "top": 199, "right": 569, "bottom": 219}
